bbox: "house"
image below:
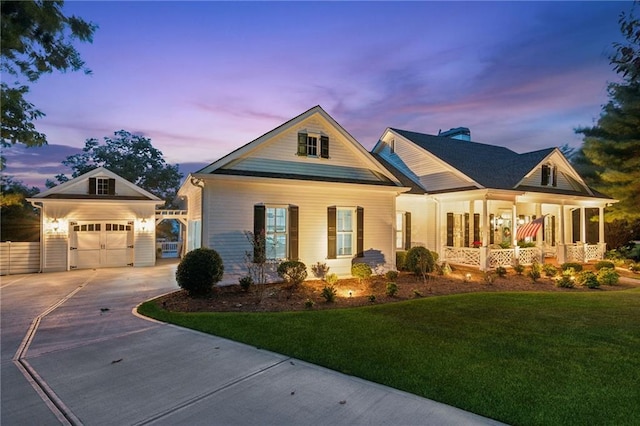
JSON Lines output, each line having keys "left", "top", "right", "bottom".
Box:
{"left": 27, "top": 167, "right": 164, "bottom": 272}
{"left": 178, "top": 106, "right": 409, "bottom": 283}
{"left": 372, "top": 127, "right": 615, "bottom": 270}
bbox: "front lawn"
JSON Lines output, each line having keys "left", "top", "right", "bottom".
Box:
{"left": 139, "top": 288, "right": 640, "bottom": 425}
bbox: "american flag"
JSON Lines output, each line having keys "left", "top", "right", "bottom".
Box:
{"left": 516, "top": 215, "right": 546, "bottom": 240}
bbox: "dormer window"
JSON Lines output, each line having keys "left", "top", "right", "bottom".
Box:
{"left": 541, "top": 164, "right": 557, "bottom": 187}
{"left": 298, "top": 132, "right": 329, "bottom": 158}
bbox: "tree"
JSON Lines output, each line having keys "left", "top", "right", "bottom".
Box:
{"left": 1, "top": 175, "right": 40, "bottom": 241}
{"left": 1, "top": 0, "right": 96, "bottom": 151}
{"left": 49, "top": 130, "right": 183, "bottom": 207}
{"left": 575, "top": 3, "right": 640, "bottom": 222}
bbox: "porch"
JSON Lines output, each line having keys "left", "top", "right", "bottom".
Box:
{"left": 443, "top": 242, "right": 607, "bottom": 269}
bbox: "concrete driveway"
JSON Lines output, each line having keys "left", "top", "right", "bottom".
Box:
{"left": 1, "top": 262, "right": 503, "bottom": 425}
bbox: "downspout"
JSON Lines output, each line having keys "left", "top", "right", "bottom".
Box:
{"left": 28, "top": 200, "right": 44, "bottom": 273}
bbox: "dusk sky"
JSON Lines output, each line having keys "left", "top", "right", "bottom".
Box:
{"left": 2, "top": 1, "right": 629, "bottom": 189}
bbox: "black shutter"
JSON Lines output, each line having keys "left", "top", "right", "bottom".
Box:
{"left": 327, "top": 207, "right": 336, "bottom": 259}
{"left": 289, "top": 205, "right": 299, "bottom": 260}
{"left": 551, "top": 215, "right": 556, "bottom": 246}
{"left": 552, "top": 166, "right": 558, "bottom": 187}
{"left": 473, "top": 213, "right": 480, "bottom": 244}
{"left": 253, "top": 205, "right": 266, "bottom": 263}
{"left": 404, "top": 212, "right": 412, "bottom": 250}
{"left": 356, "top": 206, "right": 364, "bottom": 257}
{"left": 320, "top": 135, "right": 329, "bottom": 158}
{"left": 89, "top": 177, "right": 96, "bottom": 194}
{"left": 464, "top": 213, "right": 470, "bottom": 247}
{"left": 446, "top": 213, "right": 454, "bottom": 247}
{"left": 108, "top": 178, "right": 116, "bottom": 195}
{"left": 490, "top": 214, "right": 495, "bottom": 244}
{"left": 297, "top": 133, "right": 307, "bottom": 156}
{"left": 541, "top": 165, "right": 550, "bottom": 186}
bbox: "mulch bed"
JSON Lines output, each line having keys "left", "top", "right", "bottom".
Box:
{"left": 155, "top": 265, "right": 640, "bottom": 313}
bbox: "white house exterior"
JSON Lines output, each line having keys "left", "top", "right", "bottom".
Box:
{"left": 178, "top": 106, "right": 409, "bottom": 283}
{"left": 27, "top": 167, "right": 163, "bottom": 272}
{"left": 372, "top": 127, "right": 615, "bottom": 270}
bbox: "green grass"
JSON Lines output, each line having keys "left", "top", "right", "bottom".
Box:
{"left": 139, "top": 288, "right": 640, "bottom": 425}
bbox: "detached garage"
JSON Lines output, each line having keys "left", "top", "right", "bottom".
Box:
{"left": 27, "top": 167, "right": 164, "bottom": 272}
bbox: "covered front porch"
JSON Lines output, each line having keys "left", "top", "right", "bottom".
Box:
{"left": 426, "top": 189, "right": 610, "bottom": 270}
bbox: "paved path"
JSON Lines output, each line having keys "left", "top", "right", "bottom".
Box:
{"left": 1, "top": 262, "right": 504, "bottom": 425}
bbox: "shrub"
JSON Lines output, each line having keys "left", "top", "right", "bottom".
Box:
{"left": 386, "top": 282, "right": 398, "bottom": 297}
{"left": 542, "top": 264, "right": 558, "bottom": 277}
{"left": 483, "top": 272, "right": 495, "bottom": 284}
{"left": 528, "top": 261, "right": 542, "bottom": 282}
{"left": 630, "top": 262, "right": 640, "bottom": 272}
{"left": 405, "top": 246, "right": 435, "bottom": 277}
{"left": 325, "top": 273, "right": 339, "bottom": 285}
{"left": 597, "top": 267, "right": 619, "bottom": 285}
{"left": 277, "top": 261, "right": 308, "bottom": 288}
{"left": 555, "top": 275, "right": 575, "bottom": 288}
{"left": 304, "top": 298, "right": 315, "bottom": 309}
{"left": 239, "top": 275, "right": 253, "bottom": 292}
{"left": 495, "top": 266, "right": 507, "bottom": 277}
{"left": 320, "top": 285, "right": 337, "bottom": 302}
{"left": 385, "top": 270, "right": 399, "bottom": 281}
{"left": 351, "top": 263, "right": 372, "bottom": 282}
{"left": 430, "top": 250, "right": 439, "bottom": 264}
{"left": 175, "top": 248, "right": 224, "bottom": 297}
{"left": 518, "top": 241, "right": 536, "bottom": 248}
{"left": 594, "top": 260, "right": 615, "bottom": 271}
{"left": 396, "top": 251, "right": 407, "bottom": 271}
{"left": 439, "top": 262, "right": 452, "bottom": 275}
{"left": 561, "top": 262, "right": 583, "bottom": 272}
{"left": 368, "top": 294, "right": 376, "bottom": 303}
{"left": 513, "top": 263, "right": 525, "bottom": 275}
{"left": 311, "top": 262, "right": 330, "bottom": 279}
{"left": 576, "top": 271, "right": 599, "bottom": 288}
{"left": 412, "top": 289, "right": 423, "bottom": 297}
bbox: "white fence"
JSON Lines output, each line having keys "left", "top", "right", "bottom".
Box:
{"left": 0, "top": 242, "right": 40, "bottom": 275}
{"left": 445, "top": 246, "right": 543, "bottom": 269}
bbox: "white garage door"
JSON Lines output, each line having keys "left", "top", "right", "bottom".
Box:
{"left": 70, "top": 222, "right": 133, "bottom": 269}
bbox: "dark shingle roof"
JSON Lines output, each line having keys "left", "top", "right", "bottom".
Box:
{"left": 390, "top": 128, "right": 554, "bottom": 190}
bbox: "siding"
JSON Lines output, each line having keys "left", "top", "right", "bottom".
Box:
{"left": 43, "top": 235, "right": 67, "bottom": 271}
{"left": 134, "top": 232, "right": 156, "bottom": 266}
{"left": 520, "top": 168, "right": 587, "bottom": 193}
{"left": 0, "top": 242, "right": 40, "bottom": 275}
{"left": 203, "top": 179, "right": 397, "bottom": 281}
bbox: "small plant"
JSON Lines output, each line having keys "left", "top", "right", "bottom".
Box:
{"left": 277, "top": 260, "right": 308, "bottom": 289}
{"left": 495, "top": 266, "right": 507, "bottom": 277}
{"left": 528, "top": 261, "right": 542, "bottom": 282}
{"left": 320, "top": 285, "right": 337, "bottom": 302}
{"left": 576, "top": 271, "right": 599, "bottom": 288}
{"left": 304, "top": 298, "right": 315, "bottom": 309}
{"left": 368, "top": 294, "right": 376, "bottom": 303}
{"left": 555, "top": 275, "right": 575, "bottom": 288}
{"left": 325, "top": 273, "right": 339, "bottom": 285}
{"left": 386, "top": 282, "right": 398, "bottom": 297}
{"left": 311, "top": 262, "right": 330, "bottom": 280}
{"left": 594, "top": 260, "right": 615, "bottom": 271}
{"left": 483, "top": 271, "right": 495, "bottom": 284}
{"left": 542, "top": 264, "right": 558, "bottom": 277}
{"left": 412, "top": 289, "right": 423, "bottom": 297}
{"left": 513, "top": 263, "right": 525, "bottom": 275}
{"left": 405, "top": 246, "right": 435, "bottom": 282}
{"left": 499, "top": 241, "right": 511, "bottom": 249}
{"left": 439, "top": 262, "right": 452, "bottom": 275}
{"left": 597, "top": 267, "right": 619, "bottom": 285}
{"left": 239, "top": 275, "right": 253, "bottom": 292}
{"left": 175, "top": 248, "right": 224, "bottom": 297}
{"left": 385, "top": 270, "right": 399, "bottom": 281}
{"left": 396, "top": 251, "right": 407, "bottom": 271}
{"left": 630, "top": 262, "right": 640, "bottom": 272}
{"left": 351, "top": 263, "right": 372, "bottom": 282}
{"left": 561, "top": 262, "right": 583, "bottom": 272}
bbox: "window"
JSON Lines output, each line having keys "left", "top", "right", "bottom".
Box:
{"left": 298, "top": 132, "right": 329, "bottom": 158}
{"left": 337, "top": 208, "right": 353, "bottom": 256}
{"left": 89, "top": 177, "right": 115, "bottom": 195}
{"left": 265, "top": 207, "right": 287, "bottom": 260}
{"left": 97, "top": 178, "right": 110, "bottom": 195}
{"left": 541, "top": 164, "right": 557, "bottom": 187}
{"left": 254, "top": 205, "right": 298, "bottom": 262}
{"left": 396, "top": 212, "right": 404, "bottom": 249}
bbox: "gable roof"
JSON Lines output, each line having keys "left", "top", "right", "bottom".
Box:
{"left": 30, "top": 167, "right": 161, "bottom": 201}
{"left": 196, "top": 105, "right": 401, "bottom": 187}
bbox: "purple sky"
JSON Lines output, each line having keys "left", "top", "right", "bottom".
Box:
{"left": 3, "top": 1, "right": 628, "bottom": 189}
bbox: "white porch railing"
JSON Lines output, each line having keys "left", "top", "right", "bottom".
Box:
{"left": 518, "top": 247, "right": 541, "bottom": 265}
{"left": 564, "top": 243, "right": 606, "bottom": 262}
{"left": 157, "top": 241, "right": 182, "bottom": 258}
{"left": 443, "top": 247, "right": 481, "bottom": 267}
{"left": 488, "top": 249, "right": 513, "bottom": 268}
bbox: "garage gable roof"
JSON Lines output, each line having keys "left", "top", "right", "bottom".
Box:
{"left": 31, "top": 167, "right": 161, "bottom": 201}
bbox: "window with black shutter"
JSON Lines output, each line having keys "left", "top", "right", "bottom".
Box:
{"left": 404, "top": 212, "right": 411, "bottom": 250}
{"left": 297, "top": 132, "right": 329, "bottom": 158}
{"left": 288, "top": 205, "right": 299, "bottom": 260}
{"left": 327, "top": 207, "right": 337, "bottom": 259}
{"left": 253, "top": 205, "right": 266, "bottom": 263}
{"left": 446, "top": 213, "right": 454, "bottom": 247}
{"left": 356, "top": 206, "right": 364, "bottom": 257}
{"left": 541, "top": 164, "right": 550, "bottom": 186}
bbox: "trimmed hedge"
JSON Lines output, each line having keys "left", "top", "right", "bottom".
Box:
{"left": 175, "top": 248, "right": 224, "bottom": 297}
{"left": 405, "top": 246, "right": 435, "bottom": 275}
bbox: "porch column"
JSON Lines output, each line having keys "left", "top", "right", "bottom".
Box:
{"left": 535, "top": 203, "right": 543, "bottom": 245}
{"left": 512, "top": 204, "right": 518, "bottom": 246}
{"left": 469, "top": 200, "right": 475, "bottom": 248}
{"left": 558, "top": 204, "right": 566, "bottom": 264}
{"left": 481, "top": 198, "right": 489, "bottom": 270}
{"left": 598, "top": 206, "right": 605, "bottom": 244}
{"left": 580, "top": 207, "right": 587, "bottom": 243}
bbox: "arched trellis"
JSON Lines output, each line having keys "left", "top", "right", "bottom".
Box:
{"left": 155, "top": 210, "right": 188, "bottom": 258}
